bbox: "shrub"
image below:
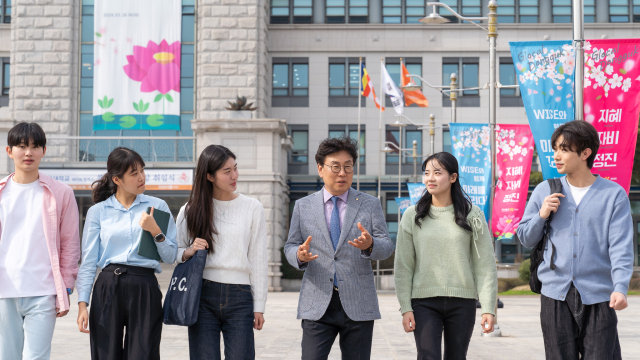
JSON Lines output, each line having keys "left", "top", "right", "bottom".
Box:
{"left": 498, "top": 278, "right": 527, "bottom": 293}
{"left": 519, "top": 258, "right": 531, "bottom": 283}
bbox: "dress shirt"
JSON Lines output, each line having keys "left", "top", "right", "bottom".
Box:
{"left": 76, "top": 194, "right": 177, "bottom": 304}
{"left": 323, "top": 187, "right": 348, "bottom": 231}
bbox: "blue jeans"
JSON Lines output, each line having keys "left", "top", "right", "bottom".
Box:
{"left": 188, "top": 280, "right": 255, "bottom": 360}
{"left": 0, "top": 295, "right": 57, "bottom": 360}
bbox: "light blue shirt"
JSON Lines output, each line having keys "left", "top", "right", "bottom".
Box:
{"left": 76, "top": 194, "right": 178, "bottom": 304}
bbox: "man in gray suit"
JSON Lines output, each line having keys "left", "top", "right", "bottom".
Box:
{"left": 285, "top": 136, "right": 395, "bottom": 360}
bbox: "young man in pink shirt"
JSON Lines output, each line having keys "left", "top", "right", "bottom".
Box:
{"left": 0, "top": 122, "right": 80, "bottom": 360}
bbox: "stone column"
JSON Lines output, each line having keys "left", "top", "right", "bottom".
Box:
{"left": 192, "top": 117, "right": 291, "bottom": 292}
{"left": 10, "top": 0, "right": 79, "bottom": 162}
{"left": 197, "top": 0, "right": 269, "bottom": 120}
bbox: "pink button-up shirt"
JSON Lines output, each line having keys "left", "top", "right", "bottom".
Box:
{"left": 323, "top": 187, "right": 348, "bottom": 232}
{"left": 0, "top": 172, "right": 80, "bottom": 312}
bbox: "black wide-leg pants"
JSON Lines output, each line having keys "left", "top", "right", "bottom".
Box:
{"left": 89, "top": 264, "right": 164, "bottom": 360}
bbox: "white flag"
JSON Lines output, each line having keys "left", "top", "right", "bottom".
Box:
{"left": 382, "top": 63, "right": 404, "bottom": 115}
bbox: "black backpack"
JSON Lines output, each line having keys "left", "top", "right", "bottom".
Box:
{"left": 529, "top": 178, "right": 562, "bottom": 294}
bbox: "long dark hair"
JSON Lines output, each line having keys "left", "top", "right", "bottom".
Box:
{"left": 92, "top": 147, "right": 145, "bottom": 203}
{"left": 184, "top": 145, "right": 236, "bottom": 253}
{"left": 414, "top": 152, "right": 472, "bottom": 232}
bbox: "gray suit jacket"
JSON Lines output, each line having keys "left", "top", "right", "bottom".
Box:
{"left": 284, "top": 188, "right": 394, "bottom": 321}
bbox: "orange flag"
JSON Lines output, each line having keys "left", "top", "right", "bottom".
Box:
{"left": 401, "top": 62, "right": 429, "bottom": 107}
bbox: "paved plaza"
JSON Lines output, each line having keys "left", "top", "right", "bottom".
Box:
{"left": 51, "top": 266, "right": 640, "bottom": 360}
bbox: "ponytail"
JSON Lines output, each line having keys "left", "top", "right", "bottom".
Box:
{"left": 91, "top": 147, "right": 146, "bottom": 204}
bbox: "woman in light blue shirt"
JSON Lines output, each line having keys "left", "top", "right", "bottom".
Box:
{"left": 75, "top": 147, "right": 177, "bottom": 360}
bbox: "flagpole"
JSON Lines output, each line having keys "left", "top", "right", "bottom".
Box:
{"left": 378, "top": 58, "right": 384, "bottom": 201}
{"left": 357, "top": 57, "right": 362, "bottom": 191}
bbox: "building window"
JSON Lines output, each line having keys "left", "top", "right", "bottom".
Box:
{"left": 443, "top": 60, "right": 478, "bottom": 96}
{"left": 438, "top": 0, "right": 480, "bottom": 22}
{"left": 3, "top": 0, "right": 10, "bottom": 23}
{"left": 519, "top": 0, "right": 538, "bottom": 22}
{"left": 290, "top": 128, "right": 309, "bottom": 164}
{"left": 326, "top": 0, "right": 346, "bottom": 23}
{"left": 383, "top": 0, "right": 426, "bottom": 23}
{"left": 584, "top": 0, "right": 595, "bottom": 22}
{"left": 499, "top": 62, "right": 516, "bottom": 96}
{"left": 272, "top": 58, "right": 309, "bottom": 107}
{"left": 552, "top": 0, "right": 571, "bottom": 23}
{"left": 443, "top": 126, "right": 452, "bottom": 154}
{"left": 634, "top": 0, "right": 640, "bottom": 21}
{"left": 496, "top": 0, "right": 538, "bottom": 23}
{"left": 329, "top": 58, "right": 363, "bottom": 97}
{"left": 271, "top": 0, "right": 290, "bottom": 23}
{"left": 329, "top": 125, "right": 366, "bottom": 163}
{"left": 2, "top": 61, "right": 8, "bottom": 96}
{"left": 386, "top": 128, "right": 422, "bottom": 164}
{"left": 350, "top": 0, "right": 369, "bottom": 22}
{"left": 78, "top": 0, "right": 195, "bottom": 162}
{"left": 270, "top": 0, "right": 313, "bottom": 24}
{"left": 610, "top": 0, "right": 630, "bottom": 22}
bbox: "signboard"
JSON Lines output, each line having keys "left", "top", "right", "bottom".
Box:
{"left": 40, "top": 169, "right": 193, "bottom": 191}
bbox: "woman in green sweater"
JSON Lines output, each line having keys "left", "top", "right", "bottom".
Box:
{"left": 394, "top": 152, "right": 498, "bottom": 360}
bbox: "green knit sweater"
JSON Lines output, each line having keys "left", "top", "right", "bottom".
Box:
{"left": 394, "top": 204, "right": 498, "bottom": 315}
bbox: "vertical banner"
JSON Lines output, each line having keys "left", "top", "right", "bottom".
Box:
{"left": 407, "top": 183, "right": 426, "bottom": 205}
{"left": 395, "top": 197, "right": 412, "bottom": 215}
{"left": 492, "top": 125, "right": 535, "bottom": 240}
{"left": 94, "top": 0, "right": 181, "bottom": 131}
{"left": 449, "top": 123, "right": 492, "bottom": 222}
{"left": 509, "top": 41, "right": 575, "bottom": 179}
{"left": 583, "top": 39, "right": 640, "bottom": 193}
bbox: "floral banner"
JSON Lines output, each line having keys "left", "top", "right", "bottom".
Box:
{"left": 395, "top": 197, "right": 411, "bottom": 215}
{"left": 449, "top": 123, "right": 492, "bottom": 222}
{"left": 407, "top": 183, "right": 426, "bottom": 205}
{"left": 93, "top": 0, "right": 181, "bottom": 131}
{"left": 492, "top": 125, "right": 535, "bottom": 240}
{"left": 583, "top": 39, "right": 640, "bottom": 193}
{"left": 509, "top": 41, "right": 575, "bottom": 179}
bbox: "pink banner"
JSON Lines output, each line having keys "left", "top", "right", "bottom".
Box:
{"left": 583, "top": 39, "right": 640, "bottom": 193}
{"left": 492, "top": 124, "right": 535, "bottom": 240}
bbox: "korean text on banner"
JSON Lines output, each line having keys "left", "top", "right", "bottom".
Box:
{"left": 407, "top": 183, "right": 426, "bottom": 205}
{"left": 509, "top": 41, "right": 575, "bottom": 179}
{"left": 395, "top": 197, "right": 412, "bottom": 216}
{"left": 492, "top": 125, "right": 535, "bottom": 240}
{"left": 583, "top": 39, "right": 640, "bottom": 193}
{"left": 93, "top": 0, "right": 182, "bottom": 131}
{"left": 449, "top": 123, "right": 492, "bottom": 222}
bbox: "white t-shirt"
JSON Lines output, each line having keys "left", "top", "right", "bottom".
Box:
{"left": 0, "top": 178, "right": 56, "bottom": 298}
{"left": 567, "top": 179, "right": 592, "bottom": 206}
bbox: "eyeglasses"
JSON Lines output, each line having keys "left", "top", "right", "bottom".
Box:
{"left": 323, "top": 164, "right": 354, "bottom": 174}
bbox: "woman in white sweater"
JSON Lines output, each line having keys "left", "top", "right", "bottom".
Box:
{"left": 176, "top": 144, "right": 268, "bottom": 360}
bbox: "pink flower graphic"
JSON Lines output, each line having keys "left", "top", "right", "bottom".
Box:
{"left": 123, "top": 40, "right": 181, "bottom": 95}
{"left": 497, "top": 214, "right": 518, "bottom": 233}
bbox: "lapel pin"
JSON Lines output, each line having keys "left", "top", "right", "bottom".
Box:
{"left": 356, "top": 198, "right": 359, "bottom": 201}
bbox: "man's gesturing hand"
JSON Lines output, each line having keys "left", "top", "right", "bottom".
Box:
{"left": 297, "top": 236, "right": 319, "bottom": 262}
{"left": 349, "top": 222, "right": 373, "bottom": 250}
{"left": 539, "top": 193, "right": 565, "bottom": 219}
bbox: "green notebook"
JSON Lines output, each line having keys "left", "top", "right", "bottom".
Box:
{"left": 137, "top": 207, "right": 171, "bottom": 262}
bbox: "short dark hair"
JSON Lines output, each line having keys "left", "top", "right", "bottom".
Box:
{"left": 315, "top": 136, "right": 359, "bottom": 165}
{"left": 8, "top": 122, "right": 47, "bottom": 148}
{"left": 550, "top": 120, "right": 599, "bottom": 168}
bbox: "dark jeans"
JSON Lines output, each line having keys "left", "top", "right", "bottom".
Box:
{"left": 89, "top": 264, "right": 163, "bottom": 360}
{"left": 411, "top": 297, "right": 477, "bottom": 360}
{"left": 540, "top": 284, "right": 621, "bottom": 360}
{"left": 188, "top": 280, "right": 255, "bottom": 360}
{"left": 301, "top": 289, "right": 374, "bottom": 360}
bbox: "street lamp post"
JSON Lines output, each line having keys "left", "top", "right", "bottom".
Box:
{"left": 574, "top": 0, "right": 584, "bottom": 120}
{"left": 390, "top": 120, "right": 407, "bottom": 224}
{"left": 450, "top": 73, "right": 458, "bottom": 123}
{"left": 429, "top": 114, "right": 436, "bottom": 156}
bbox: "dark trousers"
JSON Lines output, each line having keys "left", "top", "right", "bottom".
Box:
{"left": 540, "top": 284, "right": 622, "bottom": 360}
{"left": 188, "top": 280, "right": 255, "bottom": 360}
{"left": 411, "top": 297, "right": 477, "bottom": 360}
{"left": 301, "top": 289, "right": 374, "bottom": 360}
{"left": 89, "top": 264, "right": 163, "bottom": 360}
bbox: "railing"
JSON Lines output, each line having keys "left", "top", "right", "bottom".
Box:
{"left": 45, "top": 136, "right": 196, "bottom": 163}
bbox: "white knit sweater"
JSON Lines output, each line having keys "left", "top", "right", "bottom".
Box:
{"left": 175, "top": 194, "right": 268, "bottom": 313}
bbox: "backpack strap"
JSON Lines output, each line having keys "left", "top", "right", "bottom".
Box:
{"left": 545, "top": 178, "right": 563, "bottom": 271}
